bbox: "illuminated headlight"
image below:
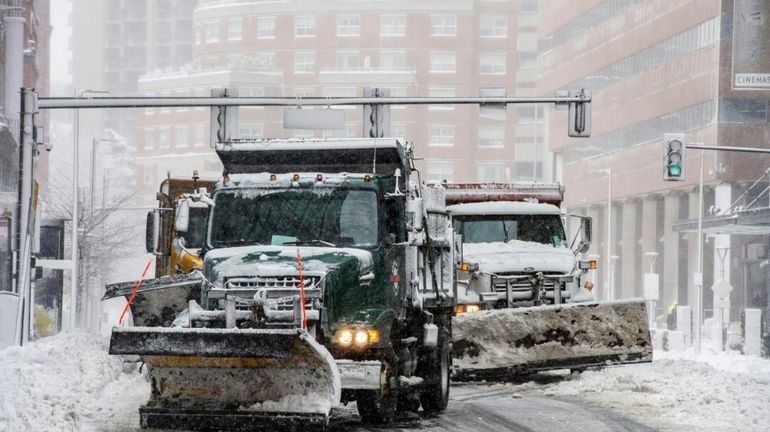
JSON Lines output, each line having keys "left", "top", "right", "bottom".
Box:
{"left": 354, "top": 330, "right": 369, "bottom": 346}
{"left": 336, "top": 329, "right": 354, "bottom": 347}
{"left": 335, "top": 327, "right": 380, "bottom": 348}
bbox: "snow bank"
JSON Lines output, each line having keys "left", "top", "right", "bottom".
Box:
{"left": 517, "top": 349, "right": 770, "bottom": 431}
{"left": 0, "top": 331, "right": 148, "bottom": 432}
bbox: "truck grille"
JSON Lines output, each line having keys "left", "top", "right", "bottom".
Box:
{"left": 224, "top": 275, "right": 320, "bottom": 290}
{"left": 492, "top": 272, "right": 569, "bottom": 305}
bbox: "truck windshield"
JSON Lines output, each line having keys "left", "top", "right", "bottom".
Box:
{"left": 210, "top": 188, "right": 379, "bottom": 248}
{"left": 454, "top": 214, "right": 566, "bottom": 246}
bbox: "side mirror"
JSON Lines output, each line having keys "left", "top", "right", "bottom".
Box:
{"left": 576, "top": 216, "right": 592, "bottom": 254}
{"left": 175, "top": 199, "right": 190, "bottom": 233}
{"left": 146, "top": 210, "right": 161, "bottom": 254}
{"left": 145, "top": 211, "right": 154, "bottom": 253}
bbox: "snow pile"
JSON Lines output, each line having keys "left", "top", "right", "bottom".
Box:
{"left": 518, "top": 350, "right": 770, "bottom": 431}
{"left": 0, "top": 331, "right": 148, "bottom": 432}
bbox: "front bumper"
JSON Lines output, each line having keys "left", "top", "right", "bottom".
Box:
{"left": 335, "top": 359, "right": 382, "bottom": 390}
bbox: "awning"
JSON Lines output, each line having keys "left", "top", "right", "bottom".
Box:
{"left": 673, "top": 207, "right": 770, "bottom": 235}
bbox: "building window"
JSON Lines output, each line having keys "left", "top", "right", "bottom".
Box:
{"left": 228, "top": 18, "right": 242, "bottom": 41}
{"left": 517, "top": 106, "right": 544, "bottom": 124}
{"left": 478, "top": 127, "right": 505, "bottom": 148}
{"left": 428, "top": 88, "right": 455, "bottom": 110}
{"left": 520, "top": 0, "right": 538, "bottom": 15}
{"left": 295, "top": 16, "right": 315, "bottom": 38}
{"left": 257, "top": 16, "right": 275, "bottom": 39}
{"left": 159, "top": 127, "right": 170, "bottom": 149}
{"left": 336, "top": 51, "right": 360, "bottom": 70}
{"left": 195, "top": 25, "right": 203, "bottom": 45}
{"left": 480, "top": 53, "right": 506, "bottom": 75}
{"left": 254, "top": 52, "right": 275, "bottom": 71}
{"left": 204, "top": 21, "right": 219, "bottom": 43}
{"left": 324, "top": 123, "right": 357, "bottom": 138}
{"left": 426, "top": 160, "right": 454, "bottom": 183}
{"left": 144, "top": 129, "right": 155, "bottom": 150}
{"left": 518, "top": 51, "right": 537, "bottom": 70}
{"left": 480, "top": 15, "right": 507, "bottom": 38}
{"left": 391, "top": 122, "right": 406, "bottom": 138}
{"left": 175, "top": 125, "right": 189, "bottom": 147}
{"left": 337, "top": 15, "right": 360, "bottom": 37}
{"left": 430, "top": 15, "right": 457, "bottom": 36}
{"left": 194, "top": 124, "right": 205, "bottom": 147}
{"left": 428, "top": 125, "right": 455, "bottom": 146}
{"left": 295, "top": 52, "right": 315, "bottom": 73}
{"left": 380, "top": 51, "right": 406, "bottom": 70}
{"left": 381, "top": 14, "right": 405, "bottom": 36}
{"left": 239, "top": 123, "right": 264, "bottom": 138}
{"left": 477, "top": 163, "right": 507, "bottom": 182}
{"left": 293, "top": 129, "right": 315, "bottom": 138}
{"left": 143, "top": 165, "right": 156, "bottom": 185}
{"left": 294, "top": 87, "right": 315, "bottom": 98}
{"left": 429, "top": 52, "right": 456, "bottom": 73}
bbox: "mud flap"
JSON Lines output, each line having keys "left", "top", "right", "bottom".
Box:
{"left": 451, "top": 300, "right": 653, "bottom": 380}
{"left": 110, "top": 327, "right": 341, "bottom": 428}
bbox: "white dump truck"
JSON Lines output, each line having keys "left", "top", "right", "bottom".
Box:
{"left": 444, "top": 183, "right": 652, "bottom": 379}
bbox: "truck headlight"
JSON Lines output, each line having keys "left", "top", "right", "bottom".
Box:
{"left": 455, "top": 304, "right": 483, "bottom": 315}
{"left": 578, "top": 259, "right": 598, "bottom": 270}
{"left": 335, "top": 327, "right": 380, "bottom": 348}
{"left": 337, "top": 329, "right": 354, "bottom": 347}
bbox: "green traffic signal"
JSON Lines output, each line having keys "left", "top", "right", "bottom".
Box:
{"left": 668, "top": 163, "right": 681, "bottom": 176}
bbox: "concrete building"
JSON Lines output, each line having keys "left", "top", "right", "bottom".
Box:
{"left": 135, "top": 0, "right": 544, "bottom": 203}
{"left": 538, "top": 0, "right": 770, "bottom": 326}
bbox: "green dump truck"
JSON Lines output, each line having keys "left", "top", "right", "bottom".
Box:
{"left": 107, "top": 138, "right": 456, "bottom": 429}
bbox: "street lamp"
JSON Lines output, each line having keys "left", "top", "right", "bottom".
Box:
{"left": 70, "top": 88, "right": 109, "bottom": 331}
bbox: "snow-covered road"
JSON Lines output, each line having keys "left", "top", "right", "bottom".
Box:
{"left": 1, "top": 332, "right": 768, "bottom": 432}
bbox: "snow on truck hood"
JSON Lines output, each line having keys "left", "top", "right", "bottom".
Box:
{"left": 204, "top": 245, "right": 373, "bottom": 283}
{"left": 463, "top": 240, "right": 575, "bottom": 274}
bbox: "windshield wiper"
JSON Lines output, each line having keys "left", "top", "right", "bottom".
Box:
{"left": 283, "top": 239, "right": 336, "bottom": 247}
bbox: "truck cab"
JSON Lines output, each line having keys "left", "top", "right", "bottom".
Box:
{"left": 445, "top": 183, "right": 595, "bottom": 313}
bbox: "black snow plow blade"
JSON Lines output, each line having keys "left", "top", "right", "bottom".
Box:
{"left": 110, "top": 327, "right": 340, "bottom": 430}
{"left": 452, "top": 300, "right": 653, "bottom": 381}
{"left": 102, "top": 273, "right": 204, "bottom": 326}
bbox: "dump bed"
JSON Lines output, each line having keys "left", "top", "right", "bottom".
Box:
{"left": 439, "top": 182, "right": 564, "bottom": 206}
{"left": 216, "top": 138, "right": 407, "bottom": 176}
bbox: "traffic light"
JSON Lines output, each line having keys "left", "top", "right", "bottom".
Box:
{"left": 363, "top": 87, "right": 390, "bottom": 138}
{"left": 663, "top": 133, "right": 686, "bottom": 181}
{"left": 209, "top": 88, "right": 239, "bottom": 147}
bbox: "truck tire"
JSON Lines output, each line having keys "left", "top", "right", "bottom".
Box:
{"left": 356, "top": 365, "right": 397, "bottom": 423}
{"left": 420, "top": 337, "right": 450, "bottom": 413}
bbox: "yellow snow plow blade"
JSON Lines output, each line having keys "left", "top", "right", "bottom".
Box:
{"left": 452, "top": 300, "right": 652, "bottom": 380}
{"left": 110, "top": 327, "right": 340, "bottom": 430}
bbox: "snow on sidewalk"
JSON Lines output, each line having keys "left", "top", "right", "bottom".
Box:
{"left": 517, "top": 347, "right": 770, "bottom": 432}
{"left": 0, "top": 331, "right": 148, "bottom": 432}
